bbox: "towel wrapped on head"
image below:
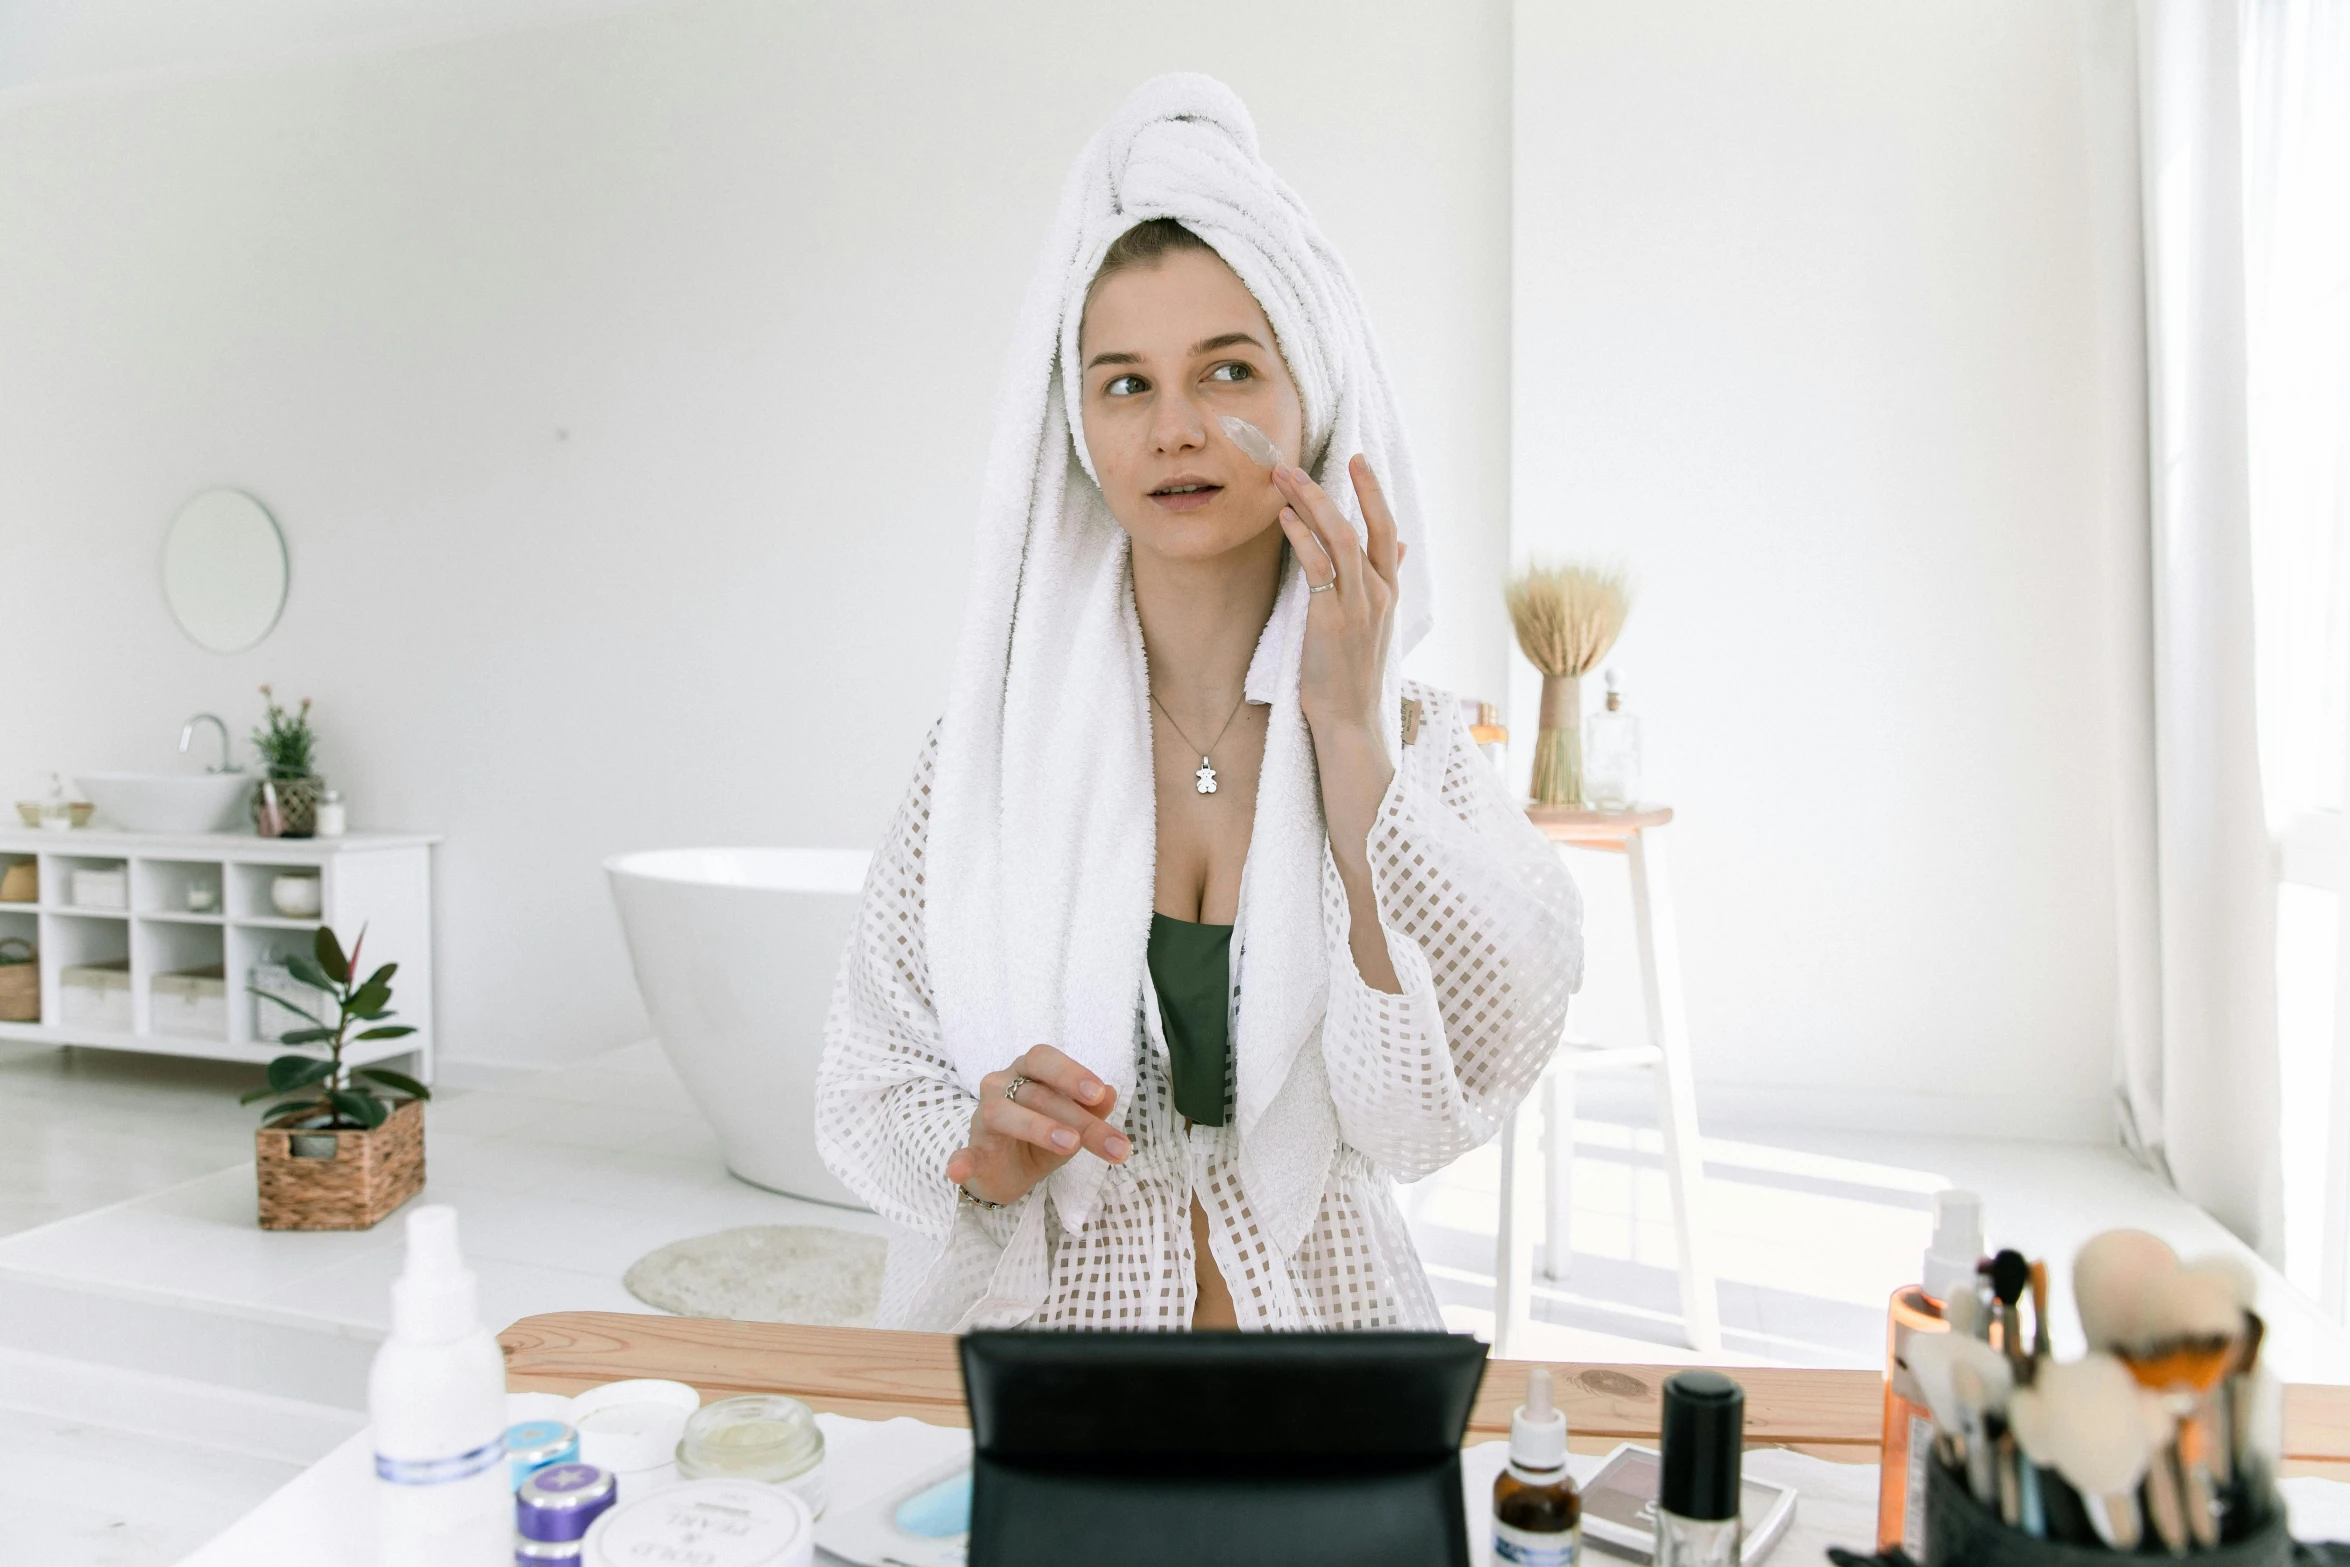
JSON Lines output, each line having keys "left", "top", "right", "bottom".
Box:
{"left": 926, "top": 71, "right": 1434, "bottom": 1256}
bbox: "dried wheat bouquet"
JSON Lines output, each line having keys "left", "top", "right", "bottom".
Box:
{"left": 1504, "top": 561, "right": 1632, "bottom": 805}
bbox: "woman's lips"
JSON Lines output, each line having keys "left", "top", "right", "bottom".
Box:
{"left": 1149, "top": 485, "right": 1222, "bottom": 512}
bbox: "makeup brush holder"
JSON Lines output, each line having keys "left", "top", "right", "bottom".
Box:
{"left": 1922, "top": 1455, "right": 2292, "bottom": 1567}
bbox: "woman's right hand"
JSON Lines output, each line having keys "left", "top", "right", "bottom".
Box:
{"left": 944, "top": 1045, "right": 1130, "bottom": 1207}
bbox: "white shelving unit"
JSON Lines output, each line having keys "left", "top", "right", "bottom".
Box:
{"left": 0, "top": 826, "right": 439, "bottom": 1081}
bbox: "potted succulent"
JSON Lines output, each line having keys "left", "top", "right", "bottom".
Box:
{"left": 251, "top": 684, "right": 325, "bottom": 838}
{"left": 242, "top": 924, "right": 432, "bottom": 1230}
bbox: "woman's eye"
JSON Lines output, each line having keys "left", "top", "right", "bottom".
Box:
{"left": 1105, "top": 373, "right": 1147, "bottom": 396}
{"left": 1207, "top": 362, "right": 1254, "bottom": 383}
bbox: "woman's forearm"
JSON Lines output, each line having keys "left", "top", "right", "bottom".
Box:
{"left": 1313, "top": 718, "right": 1403, "bottom": 993}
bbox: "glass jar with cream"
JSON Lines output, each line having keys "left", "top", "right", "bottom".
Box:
{"left": 675, "top": 1395, "right": 826, "bottom": 1516}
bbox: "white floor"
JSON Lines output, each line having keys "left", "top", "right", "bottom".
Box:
{"left": 2, "top": 1037, "right": 2346, "bottom": 1566}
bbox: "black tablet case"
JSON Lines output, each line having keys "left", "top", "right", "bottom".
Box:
{"left": 959, "top": 1330, "right": 1489, "bottom": 1567}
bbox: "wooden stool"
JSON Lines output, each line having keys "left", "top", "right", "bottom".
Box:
{"left": 1493, "top": 804, "right": 1722, "bottom": 1356}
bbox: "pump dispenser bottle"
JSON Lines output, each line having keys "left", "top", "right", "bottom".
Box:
{"left": 371, "top": 1205, "right": 510, "bottom": 1566}
{"left": 1875, "top": 1189, "right": 1984, "bottom": 1558}
{"left": 1493, "top": 1367, "right": 1578, "bottom": 1565}
{"left": 1657, "top": 1371, "right": 1744, "bottom": 1567}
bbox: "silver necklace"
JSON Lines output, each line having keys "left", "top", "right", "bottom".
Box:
{"left": 1150, "top": 689, "right": 1248, "bottom": 795}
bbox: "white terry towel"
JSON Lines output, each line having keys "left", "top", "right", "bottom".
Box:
{"left": 925, "top": 72, "right": 1437, "bottom": 1260}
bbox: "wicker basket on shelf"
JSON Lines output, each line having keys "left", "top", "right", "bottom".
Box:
{"left": 0, "top": 938, "right": 35, "bottom": 1023}
{"left": 255, "top": 1096, "right": 425, "bottom": 1230}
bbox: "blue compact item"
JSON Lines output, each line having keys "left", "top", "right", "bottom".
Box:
{"left": 507, "top": 1419, "right": 580, "bottom": 1489}
{"left": 893, "top": 1469, "right": 972, "bottom": 1538}
{"left": 815, "top": 1456, "right": 972, "bottom": 1567}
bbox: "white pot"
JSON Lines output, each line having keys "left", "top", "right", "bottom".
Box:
{"left": 270, "top": 874, "right": 323, "bottom": 919}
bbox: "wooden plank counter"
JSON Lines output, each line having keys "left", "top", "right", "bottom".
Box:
{"left": 501, "top": 1312, "right": 2350, "bottom": 1475}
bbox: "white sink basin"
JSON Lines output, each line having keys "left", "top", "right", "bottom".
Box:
{"left": 76, "top": 772, "right": 254, "bottom": 834}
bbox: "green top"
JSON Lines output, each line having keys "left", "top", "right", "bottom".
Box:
{"left": 1147, "top": 912, "right": 1233, "bottom": 1127}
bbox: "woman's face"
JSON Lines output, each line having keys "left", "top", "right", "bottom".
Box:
{"left": 1078, "top": 247, "right": 1305, "bottom": 563}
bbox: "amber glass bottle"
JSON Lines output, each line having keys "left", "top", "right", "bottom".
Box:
{"left": 1494, "top": 1368, "right": 1580, "bottom": 1566}
{"left": 1876, "top": 1190, "right": 1983, "bottom": 1558}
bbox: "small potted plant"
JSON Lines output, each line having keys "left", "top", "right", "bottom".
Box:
{"left": 243, "top": 924, "right": 432, "bottom": 1230}
{"left": 251, "top": 684, "right": 325, "bottom": 838}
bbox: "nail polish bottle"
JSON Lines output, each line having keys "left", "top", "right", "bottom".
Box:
{"left": 1656, "top": 1371, "right": 1744, "bottom": 1567}
{"left": 1492, "top": 1367, "right": 1578, "bottom": 1565}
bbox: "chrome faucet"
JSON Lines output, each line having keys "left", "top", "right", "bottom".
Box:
{"left": 179, "top": 713, "right": 238, "bottom": 773}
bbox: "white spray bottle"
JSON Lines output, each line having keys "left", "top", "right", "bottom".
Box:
{"left": 371, "top": 1204, "right": 510, "bottom": 1566}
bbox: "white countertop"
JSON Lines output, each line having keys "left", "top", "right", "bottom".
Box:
{"left": 0, "top": 826, "right": 440, "bottom": 855}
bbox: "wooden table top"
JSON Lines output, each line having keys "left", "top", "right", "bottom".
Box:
{"left": 499, "top": 1312, "right": 2350, "bottom": 1475}
{"left": 1526, "top": 803, "right": 1674, "bottom": 844}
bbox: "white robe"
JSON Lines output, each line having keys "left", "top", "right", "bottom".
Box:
{"left": 814, "top": 680, "right": 1582, "bottom": 1331}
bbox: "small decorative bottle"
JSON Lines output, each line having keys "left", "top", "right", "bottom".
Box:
{"left": 1493, "top": 1367, "right": 1578, "bottom": 1565}
{"left": 1583, "top": 672, "right": 1642, "bottom": 811}
{"left": 1657, "top": 1371, "right": 1744, "bottom": 1567}
{"left": 315, "top": 789, "right": 348, "bottom": 838}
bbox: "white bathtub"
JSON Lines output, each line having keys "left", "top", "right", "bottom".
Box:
{"left": 606, "top": 847, "right": 872, "bottom": 1208}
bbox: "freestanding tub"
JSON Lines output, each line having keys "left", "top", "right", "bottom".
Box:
{"left": 606, "top": 847, "right": 872, "bottom": 1208}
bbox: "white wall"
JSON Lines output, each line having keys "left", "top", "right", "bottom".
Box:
{"left": 1512, "top": 0, "right": 2147, "bottom": 1138}
{"left": 0, "top": 0, "right": 1514, "bottom": 1070}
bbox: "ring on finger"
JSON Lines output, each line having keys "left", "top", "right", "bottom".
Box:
{"left": 1307, "top": 576, "right": 1336, "bottom": 594}
{"left": 1004, "top": 1075, "right": 1028, "bottom": 1103}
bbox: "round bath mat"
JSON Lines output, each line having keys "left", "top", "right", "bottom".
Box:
{"left": 623, "top": 1224, "right": 887, "bottom": 1327}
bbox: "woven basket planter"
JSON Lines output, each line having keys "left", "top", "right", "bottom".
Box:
{"left": 256, "top": 1096, "right": 425, "bottom": 1231}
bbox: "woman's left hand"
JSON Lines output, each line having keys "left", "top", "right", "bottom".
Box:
{"left": 1272, "top": 454, "right": 1407, "bottom": 739}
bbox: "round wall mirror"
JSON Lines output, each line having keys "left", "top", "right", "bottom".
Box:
{"left": 162, "top": 489, "right": 288, "bottom": 654}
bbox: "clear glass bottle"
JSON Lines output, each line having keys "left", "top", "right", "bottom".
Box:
{"left": 1493, "top": 1367, "right": 1579, "bottom": 1565}
{"left": 1657, "top": 1372, "right": 1743, "bottom": 1567}
{"left": 1583, "top": 672, "right": 1642, "bottom": 811}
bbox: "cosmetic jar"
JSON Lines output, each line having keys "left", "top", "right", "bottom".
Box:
{"left": 675, "top": 1394, "right": 826, "bottom": 1516}
{"left": 583, "top": 1479, "right": 814, "bottom": 1567}
{"left": 568, "top": 1378, "right": 700, "bottom": 1492}
{"left": 507, "top": 1419, "right": 579, "bottom": 1490}
{"left": 515, "top": 1462, "right": 617, "bottom": 1562}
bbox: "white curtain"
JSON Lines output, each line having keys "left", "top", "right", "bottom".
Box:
{"left": 2125, "top": 0, "right": 2281, "bottom": 1258}
{"left": 2124, "top": 0, "right": 2350, "bottom": 1264}
{"left": 2240, "top": 0, "right": 2350, "bottom": 1300}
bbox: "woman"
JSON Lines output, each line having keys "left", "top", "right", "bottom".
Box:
{"left": 816, "top": 73, "right": 1581, "bottom": 1332}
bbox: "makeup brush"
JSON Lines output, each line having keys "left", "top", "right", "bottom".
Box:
{"left": 1911, "top": 1330, "right": 2014, "bottom": 1504}
{"left": 2005, "top": 1353, "right": 2162, "bottom": 1552}
{"left": 1946, "top": 1281, "right": 1989, "bottom": 1342}
{"left": 2074, "top": 1229, "right": 2180, "bottom": 1355}
{"left": 2029, "top": 1259, "right": 2052, "bottom": 1367}
{"left": 1955, "top": 1362, "right": 2001, "bottom": 1509}
{"left": 1988, "top": 1250, "right": 2031, "bottom": 1378}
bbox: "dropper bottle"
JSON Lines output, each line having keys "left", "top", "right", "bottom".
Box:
{"left": 1492, "top": 1367, "right": 1578, "bottom": 1565}
{"left": 371, "top": 1205, "right": 510, "bottom": 1566}
{"left": 1875, "top": 1189, "right": 1984, "bottom": 1556}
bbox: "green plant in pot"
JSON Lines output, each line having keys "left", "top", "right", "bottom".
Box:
{"left": 251, "top": 684, "right": 324, "bottom": 838}
{"left": 244, "top": 925, "right": 428, "bottom": 1139}
{"left": 244, "top": 926, "right": 431, "bottom": 1229}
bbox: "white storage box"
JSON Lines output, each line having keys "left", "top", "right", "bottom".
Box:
{"left": 152, "top": 964, "right": 226, "bottom": 1039}
{"left": 249, "top": 959, "right": 317, "bottom": 1043}
{"left": 60, "top": 960, "right": 131, "bottom": 1032}
{"left": 70, "top": 868, "right": 127, "bottom": 910}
